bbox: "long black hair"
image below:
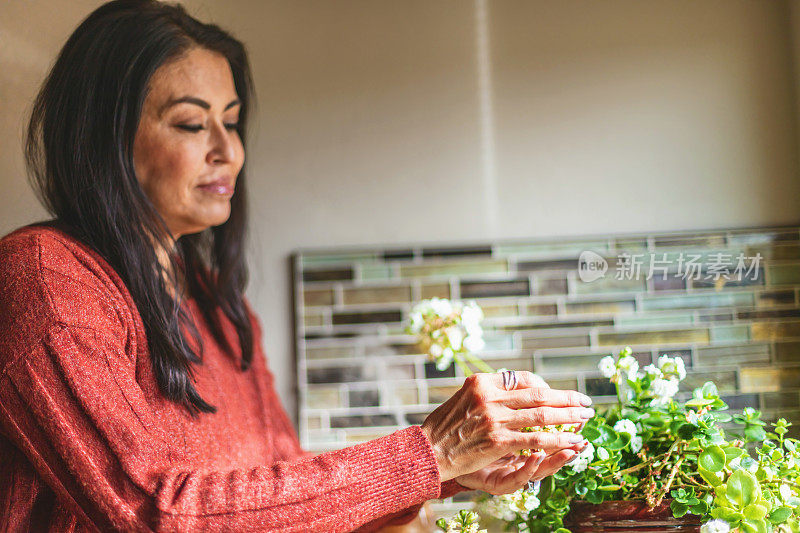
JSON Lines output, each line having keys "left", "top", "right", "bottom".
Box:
{"left": 25, "top": 0, "right": 256, "bottom": 417}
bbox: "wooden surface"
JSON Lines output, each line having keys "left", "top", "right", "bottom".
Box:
{"left": 564, "top": 500, "right": 702, "bottom": 532}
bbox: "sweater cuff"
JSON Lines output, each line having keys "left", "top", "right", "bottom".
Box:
{"left": 440, "top": 479, "right": 469, "bottom": 499}
{"left": 351, "top": 425, "right": 442, "bottom": 517}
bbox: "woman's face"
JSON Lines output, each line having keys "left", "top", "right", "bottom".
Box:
{"left": 133, "top": 47, "right": 245, "bottom": 240}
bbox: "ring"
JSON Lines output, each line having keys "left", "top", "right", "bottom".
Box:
{"left": 500, "top": 369, "right": 517, "bottom": 391}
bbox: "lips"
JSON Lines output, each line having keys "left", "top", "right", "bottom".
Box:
{"left": 197, "top": 177, "right": 234, "bottom": 196}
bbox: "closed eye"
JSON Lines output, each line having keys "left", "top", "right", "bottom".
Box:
{"left": 176, "top": 123, "right": 239, "bottom": 132}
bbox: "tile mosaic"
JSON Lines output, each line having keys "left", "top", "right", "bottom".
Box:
{"left": 564, "top": 300, "right": 635, "bottom": 315}
{"left": 306, "top": 387, "right": 342, "bottom": 409}
{"left": 774, "top": 341, "right": 800, "bottom": 363}
{"left": 348, "top": 389, "right": 380, "bottom": 407}
{"left": 330, "top": 414, "right": 396, "bottom": 428}
{"left": 535, "top": 277, "right": 568, "bottom": 295}
{"left": 768, "top": 264, "right": 800, "bottom": 286}
{"left": 641, "top": 292, "right": 754, "bottom": 311}
{"left": 751, "top": 320, "right": 800, "bottom": 341}
{"left": 460, "top": 279, "right": 530, "bottom": 298}
{"left": 424, "top": 362, "right": 455, "bottom": 379}
{"left": 756, "top": 290, "right": 796, "bottom": 307}
{"left": 572, "top": 277, "right": 645, "bottom": 295}
{"left": 303, "top": 289, "right": 335, "bottom": 307}
{"left": 302, "top": 267, "right": 354, "bottom": 282}
{"left": 598, "top": 328, "right": 709, "bottom": 347}
{"left": 342, "top": 285, "right": 411, "bottom": 305}
{"left": 526, "top": 303, "right": 559, "bottom": 316}
{"left": 332, "top": 310, "right": 403, "bottom": 325}
{"left": 420, "top": 283, "right": 451, "bottom": 299}
{"left": 521, "top": 334, "right": 590, "bottom": 350}
{"left": 294, "top": 227, "right": 800, "bottom": 445}
{"left": 399, "top": 260, "right": 507, "bottom": 278}
{"left": 422, "top": 246, "right": 492, "bottom": 259}
{"left": 740, "top": 368, "right": 784, "bottom": 393}
{"left": 696, "top": 344, "right": 770, "bottom": 367}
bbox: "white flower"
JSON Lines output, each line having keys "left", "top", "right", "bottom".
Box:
{"left": 630, "top": 436, "right": 643, "bottom": 453}
{"left": 569, "top": 442, "right": 595, "bottom": 473}
{"left": 461, "top": 302, "right": 484, "bottom": 329}
{"left": 658, "top": 355, "right": 687, "bottom": 381}
{"left": 435, "top": 347, "right": 455, "bottom": 371}
{"left": 613, "top": 419, "right": 637, "bottom": 437}
{"left": 700, "top": 519, "right": 730, "bottom": 533}
{"left": 409, "top": 311, "right": 424, "bottom": 334}
{"left": 650, "top": 378, "right": 679, "bottom": 405}
{"left": 445, "top": 326, "right": 464, "bottom": 351}
{"left": 598, "top": 356, "right": 616, "bottom": 378}
{"left": 686, "top": 411, "right": 700, "bottom": 425}
{"left": 617, "top": 356, "right": 639, "bottom": 380}
{"left": 674, "top": 357, "right": 686, "bottom": 380}
{"left": 429, "top": 297, "right": 453, "bottom": 318}
{"left": 429, "top": 343, "right": 443, "bottom": 358}
{"left": 643, "top": 364, "right": 663, "bottom": 378}
{"left": 463, "top": 335, "right": 485, "bottom": 353}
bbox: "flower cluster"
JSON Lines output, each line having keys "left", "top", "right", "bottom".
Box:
{"left": 478, "top": 482, "right": 541, "bottom": 523}
{"left": 406, "top": 298, "right": 489, "bottom": 373}
{"left": 435, "top": 510, "right": 487, "bottom": 533}
{"left": 598, "top": 348, "right": 686, "bottom": 406}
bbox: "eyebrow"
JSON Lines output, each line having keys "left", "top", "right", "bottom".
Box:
{"left": 160, "top": 96, "right": 241, "bottom": 115}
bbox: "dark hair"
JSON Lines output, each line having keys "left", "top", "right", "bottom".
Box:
{"left": 25, "top": 0, "right": 256, "bottom": 417}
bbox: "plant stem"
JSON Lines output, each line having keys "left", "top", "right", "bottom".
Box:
{"left": 454, "top": 356, "right": 473, "bottom": 377}
{"left": 654, "top": 456, "right": 684, "bottom": 507}
{"left": 462, "top": 350, "right": 495, "bottom": 373}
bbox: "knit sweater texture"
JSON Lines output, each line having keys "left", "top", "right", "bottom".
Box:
{"left": 0, "top": 223, "right": 464, "bottom": 532}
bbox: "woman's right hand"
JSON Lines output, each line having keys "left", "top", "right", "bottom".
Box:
{"left": 420, "top": 371, "right": 594, "bottom": 484}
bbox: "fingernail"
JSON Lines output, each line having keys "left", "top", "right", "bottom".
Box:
{"left": 565, "top": 451, "right": 578, "bottom": 463}
{"left": 580, "top": 408, "right": 595, "bottom": 419}
{"left": 568, "top": 434, "right": 583, "bottom": 444}
{"left": 580, "top": 394, "right": 593, "bottom": 407}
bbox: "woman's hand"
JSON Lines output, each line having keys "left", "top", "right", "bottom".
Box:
{"left": 420, "top": 371, "right": 593, "bottom": 484}
{"left": 454, "top": 441, "right": 588, "bottom": 495}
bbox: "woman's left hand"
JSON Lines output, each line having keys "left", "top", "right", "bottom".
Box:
{"left": 453, "top": 441, "right": 586, "bottom": 495}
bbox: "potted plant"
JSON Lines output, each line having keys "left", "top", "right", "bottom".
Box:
{"left": 407, "top": 298, "right": 800, "bottom": 533}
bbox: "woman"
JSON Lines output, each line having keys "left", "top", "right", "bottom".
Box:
{"left": 0, "top": 1, "right": 593, "bottom": 531}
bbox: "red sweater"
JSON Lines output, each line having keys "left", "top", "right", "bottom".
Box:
{"left": 0, "top": 224, "right": 464, "bottom": 532}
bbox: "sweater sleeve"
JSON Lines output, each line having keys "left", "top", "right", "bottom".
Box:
{"left": 0, "top": 323, "right": 445, "bottom": 532}
{"left": 246, "top": 311, "right": 469, "bottom": 532}
{"left": 250, "top": 342, "right": 468, "bottom": 532}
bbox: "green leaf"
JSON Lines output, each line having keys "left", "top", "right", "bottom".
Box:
{"left": 727, "top": 469, "right": 759, "bottom": 508}
{"left": 744, "top": 504, "right": 768, "bottom": 520}
{"left": 689, "top": 501, "right": 709, "bottom": 515}
{"left": 599, "top": 485, "right": 622, "bottom": 491}
{"left": 769, "top": 507, "right": 793, "bottom": 524}
{"left": 436, "top": 518, "right": 447, "bottom": 530}
{"left": 699, "top": 445, "right": 726, "bottom": 472}
{"left": 741, "top": 519, "right": 768, "bottom": 533}
{"left": 723, "top": 447, "right": 745, "bottom": 461}
{"left": 671, "top": 501, "right": 689, "bottom": 517}
{"left": 581, "top": 425, "right": 601, "bottom": 442}
{"left": 698, "top": 466, "right": 724, "bottom": 487}
{"left": 686, "top": 398, "right": 715, "bottom": 408}
{"left": 711, "top": 506, "right": 743, "bottom": 523}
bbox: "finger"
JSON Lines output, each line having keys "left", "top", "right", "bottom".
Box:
{"left": 485, "top": 370, "right": 550, "bottom": 390}
{"left": 497, "top": 451, "right": 545, "bottom": 493}
{"left": 531, "top": 449, "right": 576, "bottom": 481}
{"left": 509, "top": 430, "right": 585, "bottom": 451}
{"left": 502, "top": 388, "right": 593, "bottom": 410}
{"left": 509, "top": 406, "right": 595, "bottom": 428}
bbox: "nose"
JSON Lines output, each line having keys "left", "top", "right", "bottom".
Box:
{"left": 207, "top": 121, "right": 238, "bottom": 165}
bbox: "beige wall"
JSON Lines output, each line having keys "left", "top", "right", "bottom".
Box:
{"left": 2, "top": 1, "right": 799, "bottom": 418}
